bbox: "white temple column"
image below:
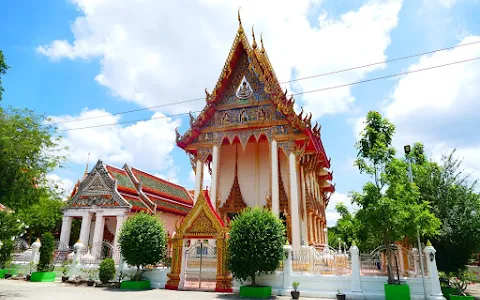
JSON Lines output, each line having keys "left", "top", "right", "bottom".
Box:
{"left": 59, "top": 216, "right": 73, "bottom": 249}
{"left": 79, "top": 213, "right": 93, "bottom": 247}
{"left": 114, "top": 215, "right": 126, "bottom": 249}
{"left": 271, "top": 140, "right": 279, "bottom": 216}
{"left": 210, "top": 145, "right": 220, "bottom": 209}
{"left": 92, "top": 212, "right": 105, "bottom": 258}
{"left": 288, "top": 151, "right": 301, "bottom": 252}
{"left": 194, "top": 159, "right": 204, "bottom": 202}
{"left": 300, "top": 166, "right": 308, "bottom": 245}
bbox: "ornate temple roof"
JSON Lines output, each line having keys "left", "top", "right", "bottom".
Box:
{"left": 68, "top": 160, "right": 193, "bottom": 216}
{"left": 176, "top": 12, "right": 330, "bottom": 169}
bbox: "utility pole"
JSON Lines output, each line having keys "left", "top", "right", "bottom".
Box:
{"left": 404, "top": 145, "right": 427, "bottom": 300}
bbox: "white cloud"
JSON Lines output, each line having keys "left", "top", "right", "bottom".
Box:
{"left": 326, "top": 192, "right": 358, "bottom": 226}
{"left": 37, "top": 0, "right": 402, "bottom": 119}
{"left": 50, "top": 108, "right": 180, "bottom": 175}
{"left": 47, "top": 174, "right": 74, "bottom": 199}
{"left": 385, "top": 35, "right": 480, "bottom": 178}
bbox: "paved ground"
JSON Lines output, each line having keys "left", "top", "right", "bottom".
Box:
{"left": 0, "top": 280, "right": 318, "bottom": 300}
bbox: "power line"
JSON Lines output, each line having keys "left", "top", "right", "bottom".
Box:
{"left": 56, "top": 55, "right": 480, "bottom": 132}
{"left": 49, "top": 39, "right": 480, "bottom": 126}
{"left": 56, "top": 111, "right": 202, "bottom": 132}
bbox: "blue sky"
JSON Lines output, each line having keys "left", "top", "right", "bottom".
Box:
{"left": 1, "top": 0, "right": 480, "bottom": 224}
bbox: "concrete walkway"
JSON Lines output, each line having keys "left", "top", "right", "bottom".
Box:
{"left": 0, "top": 280, "right": 329, "bottom": 300}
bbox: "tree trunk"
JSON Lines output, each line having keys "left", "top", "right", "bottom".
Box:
{"left": 135, "top": 265, "right": 141, "bottom": 281}
{"left": 251, "top": 274, "right": 256, "bottom": 286}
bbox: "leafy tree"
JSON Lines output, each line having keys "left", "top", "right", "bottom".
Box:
{"left": 37, "top": 232, "right": 55, "bottom": 272}
{"left": 228, "top": 207, "right": 285, "bottom": 286}
{"left": 16, "top": 195, "right": 65, "bottom": 243}
{"left": 99, "top": 258, "right": 116, "bottom": 284}
{"left": 410, "top": 144, "right": 480, "bottom": 272}
{"left": 351, "top": 111, "right": 440, "bottom": 283}
{"left": 0, "top": 107, "right": 65, "bottom": 211}
{"left": 0, "top": 49, "right": 9, "bottom": 101}
{"left": 118, "top": 213, "right": 167, "bottom": 281}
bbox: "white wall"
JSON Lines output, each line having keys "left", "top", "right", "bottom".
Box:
{"left": 218, "top": 141, "right": 270, "bottom": 207}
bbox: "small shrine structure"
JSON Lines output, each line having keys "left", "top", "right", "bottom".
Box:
{"left": 59, "top": 160, "right": 193, "bottom": 256}
{"left": 175, "top": 12, "right": 334, "bottom": 252}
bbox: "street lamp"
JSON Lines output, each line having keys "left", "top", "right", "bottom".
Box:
{"left": 404, "top": 144, "right": 427, "bottom": 300}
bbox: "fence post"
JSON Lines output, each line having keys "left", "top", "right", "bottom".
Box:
{"left": 31, "top": 238, "right": 41, "bottom": 264}
{"left": 282, "top": 245, "right": 293, "bottom": 296}
{"left": 72, "top": 240, "right": 84, "bottom": 278}
{"left": 423, "top": 242, "right": 443, "bottom": 300}
{"left": 350, "top": 244, "right": 363, "bottom": 298}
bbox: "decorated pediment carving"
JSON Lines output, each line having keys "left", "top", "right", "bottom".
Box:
{"left": 186, "top": 210, "right": 217, "bottom": 236}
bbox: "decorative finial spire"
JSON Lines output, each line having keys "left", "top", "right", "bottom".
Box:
{"left": 84, "top": 151, "right": 90, "bottom": 176}
{"left": 238, "top": 7, "right": 242, "bottom": 25}
{"left": 260, "top": 33, "right": 265, "bottom": 53}
{"left": 252, "top": 25, "right": 257, "bottom": 49}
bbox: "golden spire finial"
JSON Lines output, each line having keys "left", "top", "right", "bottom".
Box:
{"left": 238, "top": 7, "right": 242, "bottom": 25}
{"left": 260, "top": 33, "right": 265, "bottom": 53}
{"left": 252, "top": 25, "right": 257, "bottom": 50}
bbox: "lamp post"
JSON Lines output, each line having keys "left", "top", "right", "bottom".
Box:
{"left": 404, "top": 145, "right": 427, "bottom": 300}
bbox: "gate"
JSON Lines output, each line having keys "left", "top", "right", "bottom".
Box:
{"left": 183, "top": 241, "right": 217, "bottom": 290}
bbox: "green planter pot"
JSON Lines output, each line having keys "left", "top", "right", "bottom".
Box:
{"left": 384, "top": 284, "right": 411, "bottom": 300}
{"left": 239, "top": 286, "right": 272, "bottom": 299}
{"left": 0, "top": 269, "right": 15, "bottom": 278}
{"left": 120, "top": 280, "right": 150, "bottom": 290}
{"left": 450, "top": 295, "right": 474, "bottom": 300}
{"left": 442, "top": 287, "right": 459, "bottom": 300}
{"left": 30, "top": 272, "right": 56, "bottom": 282}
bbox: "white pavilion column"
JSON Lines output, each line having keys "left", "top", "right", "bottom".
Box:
{"left": 271, "top": 140, "right": 279, "bottom": 216}
{"left": 79, "top": 212, "right": 93, "bottom": 247}
{"left": 59, "top": 216, "right": 73, "bottom": 249}
{"left": 114, "top": 215, "right": 126, "bottom": 249}
{"left": 210, "top": 145, "right": 220, "bottom": 210}
{"left": 424, "top": 243, "right": 444, "bottom": 299}
{"left": 92, "top": 212, "right": 105, "bottom": 258}
{"left": 288, "top": 151, "right": 301, "bottom": 252}
{"left": 194, "top": 159, "right": 204, "bottom": 202}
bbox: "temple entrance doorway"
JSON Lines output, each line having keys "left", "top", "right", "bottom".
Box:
{"left": 183, "top": 240, "right": 217, "bottom": 290}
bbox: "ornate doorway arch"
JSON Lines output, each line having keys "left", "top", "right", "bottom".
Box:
{"left": 166, "top": 192, "right": 232, "bottom": 292}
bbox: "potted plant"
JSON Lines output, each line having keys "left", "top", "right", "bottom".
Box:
{"left": 25, "top": 261, "right": 36, "bottom": 281}
{"left": 60, "top": 259, "right": 71, "bottom": 282}
{"left": 81, "top": 268, "right": 98, "bottom": 286}
{"left": 118, "top": 213, "right": 167, "bottom": 290}
{"left": 291, "top": 281, "right": 300, "bottom": 299}
{"left": 0, "top": 238, "right": 14, "bottom": 278}
{"left": 98, "top": 258, "right": 115, "bottom": 286}
{"left": 440, "top": 271, "right": 457, "bottom": 300}
{"left": 336, "top": 289, "right": 346, "bottom": 300}
{"left": 448, "top": 270, "right": 476, "bottom": 299}
{"left": 30, "top": 233, "right": 56, "bottom": 282}
{"left": 3, "top": 262, "right": 13, "bottom": 279}
{"left": 228, "top": 207, "right": 285, "bottom": 299}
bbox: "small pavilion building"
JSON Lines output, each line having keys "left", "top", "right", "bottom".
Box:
{"left": 59, "top": 160, "right": 193, "bottom": 256}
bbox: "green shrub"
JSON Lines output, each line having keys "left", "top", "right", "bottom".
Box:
{"left": 99, "top": 258, "right": 116, "bottom": 284}
{"left": 0, "top": 239, "right": 14, "bottom": 269}
{"left": 37, "top": 232, "right": 55, "bottom": 272}
{"left": 118, "top": 213, "right": 167, "bottom": 281}
{"left": 228, "top": 207, "right": 285, "bottom": 286}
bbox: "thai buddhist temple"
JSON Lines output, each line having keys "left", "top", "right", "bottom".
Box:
{"left": 59, "top": 160, "right": 193, "bottom": 256}
{"left": 175, "top": 12, "right": 334, "bottom": 252}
